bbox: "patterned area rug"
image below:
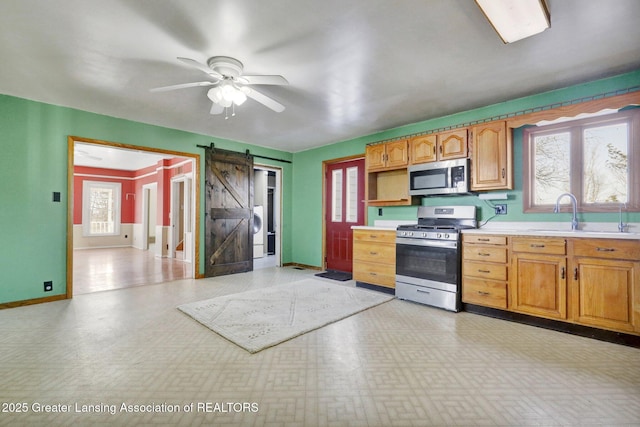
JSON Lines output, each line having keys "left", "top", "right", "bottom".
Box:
{"left": 178, "top": 278, "right": 393, "bottom": 353}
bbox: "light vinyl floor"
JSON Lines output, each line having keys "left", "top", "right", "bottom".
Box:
{"left": 1, "top": 266, "right": 639, "bottom": 426}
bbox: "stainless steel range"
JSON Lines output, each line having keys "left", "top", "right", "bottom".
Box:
{"left": 395, "top": 205, "right": 477, "bottom": 312}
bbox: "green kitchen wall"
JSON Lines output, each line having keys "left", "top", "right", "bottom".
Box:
{"left": 0, "top": 95, "right": 293, "bottom": 305}
{"left": 290, "top": 69, "right": 640, "bottom": 268}
{"left": 2, "top": 69, "right": 639, "bottom": 306}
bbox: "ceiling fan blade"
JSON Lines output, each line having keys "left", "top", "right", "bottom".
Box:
{"left": 177, "top": 57, "right": 223, "bottom": 79}
{"left": 239, "top": 75, "right": 289, "bottom": 85}
{"left": 210, "top": 102, "right": 224, "bottom": 115}
{"left": 246, "top": 88, "right": 285, "bottom": 112}
{"left": 150, "top": 81, "right": 216, "bottom": 92}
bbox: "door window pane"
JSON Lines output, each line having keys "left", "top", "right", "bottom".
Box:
{"left": 331, "top": 169, "right": 343, "bottom": 222}
{"left": 533, "top": 132, "right": 571, "bottom": 204}
{"left": 345, "top": 166, "right": 358, "bottom": 223}
{"left": 582, "top": 123, "right": 628, "bottom": 204}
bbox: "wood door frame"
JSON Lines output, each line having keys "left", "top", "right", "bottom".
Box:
{"left": 321, "top": 153, "right": 365, "bottom": 270}
{"left": 67, "top": 136, "right": 202, "bottom": 299}
{"left": 141, "top": 182, "right": 157, "bottom": 251}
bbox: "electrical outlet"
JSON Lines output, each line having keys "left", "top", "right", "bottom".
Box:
{"left": 494, "top": 204, "right": 507, "bottom": 215}
{"left": 44, "top": 281, "right": 53, "bottom": 292}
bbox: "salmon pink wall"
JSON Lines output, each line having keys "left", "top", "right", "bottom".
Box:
{"left": 73, "top": 166, "right": 135, "bottom": 224}
{"left": 74, "top": 159, "right": 194, "bottom": 226}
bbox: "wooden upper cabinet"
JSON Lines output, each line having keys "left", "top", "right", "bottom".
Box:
{"left": 409, "top": 135, "right": 437, "bottom": 164}
{"left": 471, "top": 121, "right": 512, "bottom": 191}
{"left": 438, "top": 129, "right": 468, "bottom": 160}
{"left": 366, "top": 144, "right": 387, "bottom": 170}
{"left": 409, "top": 130, "right": 467, "bottom": 165}
{"left": 366, "top": 139, "right": 408, "bottom": 171}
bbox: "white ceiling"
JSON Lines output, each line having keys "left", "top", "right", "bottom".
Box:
{"left": 74, "top": 142, "right": 177, "bottom": 170}
{"left": 1, "top": 0, "right": 639, "bottom": 153}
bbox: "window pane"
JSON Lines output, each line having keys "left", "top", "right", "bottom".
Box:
{"left": 533, "top": 132, "right": 571, "bottom": 204}
{"left": 345, "top": 166, "right": 358, "bottom": 223}
{"left": 89, "top": 187, "right": 115, "bottom": 234}
{"left": 331, "top": 169, "right": 343, "bottom": 222}
{"left": 583, "top": 123, "right": 628, "bottom": 204}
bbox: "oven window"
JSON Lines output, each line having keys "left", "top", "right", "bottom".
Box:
{"left": 396, "top": 243, "right": 458, "bottom": 284}
{"left": 411, "top": 169, "right": 447, "bottom": 190}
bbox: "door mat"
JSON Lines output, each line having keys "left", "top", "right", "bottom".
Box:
{"left": 178, "top": 278, "right": 392, "bottom": 353}
{"left": 315, "top": 270, "right": 352, "bottom": 281}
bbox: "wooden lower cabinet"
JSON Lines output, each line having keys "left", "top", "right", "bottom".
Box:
{"left": 463, "top": 234, "right": 640, "bottom": 337}
{"left": 570, "top": 239, "right": 640, "bottom": 334}
{"left": 462, "top": 234, "right": 508, "bottom": 309}
{"left": 352, "top": 229, "right": 396, "bottom": 289}
{"left": 511, "top": 252, "right": 567, "bottom": 320}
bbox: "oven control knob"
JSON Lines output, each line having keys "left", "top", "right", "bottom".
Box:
{"left": 437, "top": 233, "right": 442, "bottom": 239}
{"left": 444, "top": 233, "right": 450, "bottom": 239}
{"left": 422, "top": 232, "right": 427, "bottom": 237}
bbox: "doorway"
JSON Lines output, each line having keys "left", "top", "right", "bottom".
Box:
{"left": 67, "top": 136, "right": 200, "bottom": 296}
{"left": 253, "top": 165, "right": 283, "bottom": 270}
{"left": 323, "top": 156, "right": 365, "bottom": 273}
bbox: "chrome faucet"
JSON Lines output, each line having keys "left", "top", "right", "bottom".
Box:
{"left": 619, "top": 202, "right": 628, "bottom": 232}
{"left": 554, "top": 193, "right": 579, "bottom": 230}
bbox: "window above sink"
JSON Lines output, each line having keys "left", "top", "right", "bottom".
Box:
{"left": 523, "top": 108, "right": 640, "bottom": 213}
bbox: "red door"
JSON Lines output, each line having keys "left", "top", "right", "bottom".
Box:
{"left": 325, "top": 158, "right": 365, "bottom": 272}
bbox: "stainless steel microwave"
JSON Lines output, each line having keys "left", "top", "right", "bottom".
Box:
{"left": 408, "top": 158, "right": 470, "bottom": 196}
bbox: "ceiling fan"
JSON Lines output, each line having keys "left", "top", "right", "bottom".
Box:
{"left": 151, "top": 56, "right": 288, "bottom": 115}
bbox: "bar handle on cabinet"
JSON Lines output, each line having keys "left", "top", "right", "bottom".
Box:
{"left": 478, "top": 252, "right": 491, "bottom": 257}
{"left": 596, "top": 247, "right": 615, "bottom": 252}
{"left": 574, "top": 267, "right": 578, "bottom": 280}
{"left": 478, "top": 291, "right": 490, "bottom": 296}
{"left": 530, "top": 244, "right": 545, "bottom": 248}
{"left": 478, "top": 269, "right": 491, "bottom": 274}
{"left": 561, "top": 267, "right": 565, "bottom": 280}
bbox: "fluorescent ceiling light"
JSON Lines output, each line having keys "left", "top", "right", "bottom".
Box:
{"left": 476, "top": 0, "right": 550, "bottom": 43}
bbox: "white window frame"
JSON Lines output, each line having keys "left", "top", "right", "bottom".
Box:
{"left": 523, "top": 109, "right": 639, "bottom": 213}
{"left": 82, "top": 180, "right": 122, "bottom": 236}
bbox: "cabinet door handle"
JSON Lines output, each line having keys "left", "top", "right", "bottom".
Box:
{"left": 369, "top": 235, "right": 378, "bottom": 239}
{"left": 478, "top": 291, "right": 490, "bottom": 296}
{"left": 478, "top": 238, "right": 490, "bottom": 242}
{"left": 502, "top": 168, "right": 506, "bottom": 178}
{"left": 417, "top": 288, "right": 431, "bottom": 294}
{"left": 478, "top": 252, "right": 491, "bottom": 256}
{"left": 478, "top": 269, "right": 491, "bottom": 273}
{"left": 369, "top": 272, "right": 377, "bottom": 276}
{"left": 574, "top": 267, "right": 579, "bottom": 280}
{"left": 433, "top": 146, "right": 436, "bottom": 155}
{"left": 369, "top": 251, "right": 378, "bottom": 255}
{"left": 596, "top": 247, "right": 615, "bottom": 252}
{"left": 530, "top": 244, "right": 545, "bottom": 248}
{"left": 561, "top": 267, "right": 565, "bottom": 280}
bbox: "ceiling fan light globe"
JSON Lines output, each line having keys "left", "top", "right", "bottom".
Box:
{"left": 219, "top": 97, "right": 233, "bottom": 108}
{"left": 233, "top": 91, "right": 247, "bottom": 106}
{"left": 207, "top": 87, "right": 222, "bottom": 103}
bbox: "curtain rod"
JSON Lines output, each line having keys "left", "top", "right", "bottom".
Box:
{"left": 195, "top": 142, "right": 292, "bottom": 164}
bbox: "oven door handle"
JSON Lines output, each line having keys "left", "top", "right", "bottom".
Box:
{"left": 396, "top": 238, "right": 458, "bottom": 249}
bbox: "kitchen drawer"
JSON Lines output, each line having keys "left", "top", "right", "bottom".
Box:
{"left": 353, "top": 241, "right": 395, "bottom": 263}
{"left": 463, "top": 261, "right": 507, "bottom": 281}
{"left": 571, "top": 238, "right": 640, "bottom": 260}
{"left": 462, "top": 278, "right": 507, "bottom": 309}
{"left": 512, "top": 237, "right": 566, "bottom": 255}
{"left": 353, "top": 229, "right": 396, "bottom": 244}
{"left": 353, "top": 261, "right": 396, "bottom": 288}
{"left": 463, "top": 245, "right": 507, "bottom": 263}
{"left": 463, "top": 234, "right": 507, "bottom": 245}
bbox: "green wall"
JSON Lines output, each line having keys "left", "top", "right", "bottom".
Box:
{"left": 0, "top": 95, "right": 293, "bottom": 304}
{"left": 2, "top": 69, "right": 639, "bottom": 304}
{"left": 290, "top": 69, "right": 640, "bottom": 267}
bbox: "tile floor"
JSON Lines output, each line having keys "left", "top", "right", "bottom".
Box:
{"left": 1, "top": 266, "right": 639, "bottom": 426}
